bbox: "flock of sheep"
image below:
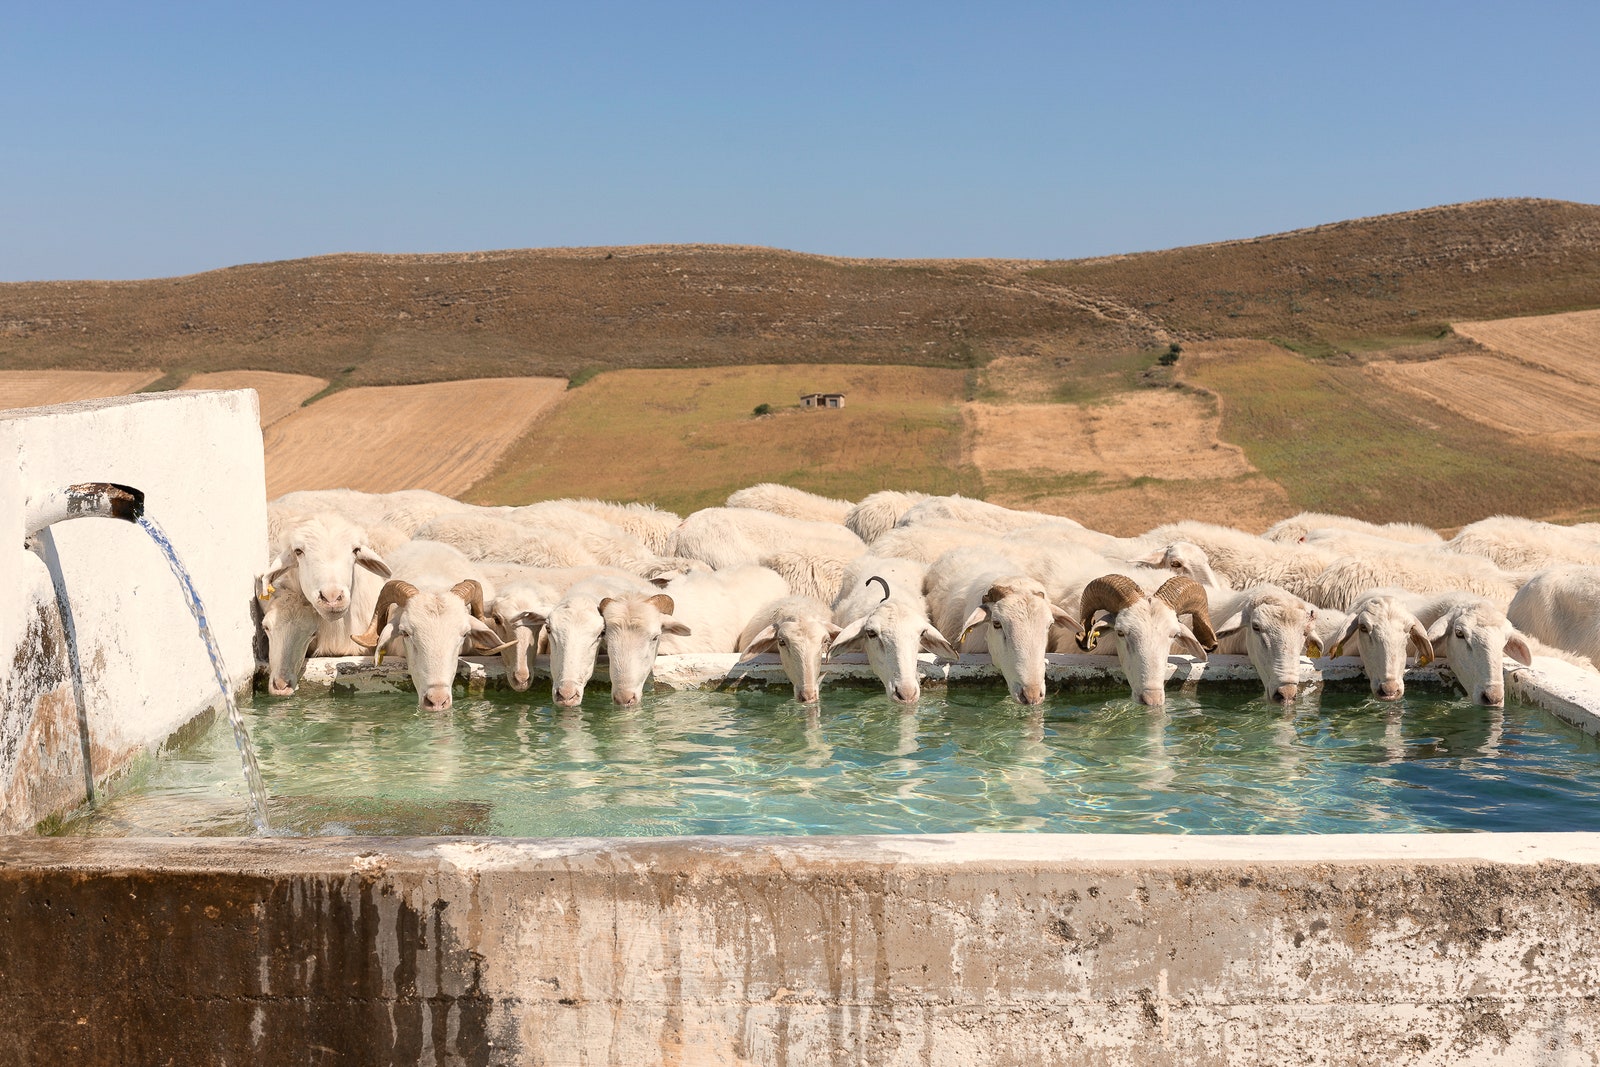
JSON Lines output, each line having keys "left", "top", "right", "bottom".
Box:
{"left": 258, "top": 483, "right": 1600, "bottom": 713}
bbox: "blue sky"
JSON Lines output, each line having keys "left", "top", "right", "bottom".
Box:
{"left": 3, "top": 1, "right": 1596, "bottom": 280}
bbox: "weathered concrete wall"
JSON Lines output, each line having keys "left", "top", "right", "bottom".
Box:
{"left": 1, "top": 833, "right": 1598, "bottom": 1066}
{"left": 0, "top": 391, "right": 265, "bottom": 832}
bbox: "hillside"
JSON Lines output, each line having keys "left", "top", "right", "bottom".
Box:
{"left": 4, "top": 199, "right": 1597, "bottom": 390}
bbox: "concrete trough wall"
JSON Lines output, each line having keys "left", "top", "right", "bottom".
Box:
{"left": 3, "top": 833, "right": 1600, "bottom": 1065}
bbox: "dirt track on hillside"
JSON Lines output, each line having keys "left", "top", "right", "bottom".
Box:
{"left": 180, "top": 370, "right": 327, "bottom": 426}
{"left": 263, "top": 377, "right": 567, "bottom": 497}
{"left": 0, "top": 370, "right": 161, "bottom": 411}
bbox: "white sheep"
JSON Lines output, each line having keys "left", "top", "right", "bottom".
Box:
{"left": 758, "top": 549, "right": 851, "bottom": 604}
{"left": 349, "top": 540, "right": 508, "bottom": 710}
{"left": 1209, "top": 585, "right": 1326, "bottom": 703}
{"left": 866, "top": 522, "right": 1006, "bottom": 565}
{"left": 258, "top": 584, "right": 321, "bottom": 696}
{"left": 1262, "top": 512, "right": 1441, "bottom": 545}
{"left": 259, "top": 512, "right": 397, "bottom": 657}
{"left": 483, "top": 566, "right": 636, "bottom": 691}
{"left": 1323, "top": 590, "right": 1433, "bottom": 701}
{"left": 1144, "top": 521, "right": 1336, "bottom": 600}
{"left": 1507, "top": 565, "right": 1600, "bottom": 669}
{"left": 895, "top": 495, "right": 1082, "bottom": 534}
{"left": 1306, "top": 549, "right": 1523, "bottom": 612}
{"left": 551, "top": 498, "right": 682, "bottom": 555}
{"left": 1443, "top": 516, "right": 1600, "bottom": 571}
{"left": 1070, "top": 573, "right": 1214, "bottom": 705}
{"left": 829, "top": 558, "right": 959, "bottom": 704}
{"left": 1408, "top": 593, "right": 1534, "bottom": 707}
{"left": 656, "top": 565, "right": 791, "bottom": 655}
{"left": 926, "top": 546, "right": 1076, "bottom": 706}
{"left": 844, "top": 490, "right": 930, "bottom": 543}
{"left": 726, "top": 483, "right": 854, "bottom": 524}
{"left": 544, "top": 572, "right": 661, "bottom": 707}
{"left": 738, "top": 595, "right": 841, "bottom": 703}
{"left": 594, "top": 590, "right": 692, "bottom": 706}
{"left": 671, "top": 507, "right": 866, "bottom": 571}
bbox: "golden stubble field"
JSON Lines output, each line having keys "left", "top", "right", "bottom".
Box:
{"left": 264, "top": 377, "right": 566, "bottom": 498}
{"left": 179, "top": 370, "right": 328, "bottom": 426}
{"left": 0, "top": 369, "right": 161, "bottom": 409}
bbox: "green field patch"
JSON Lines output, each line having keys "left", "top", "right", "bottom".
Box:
{"left": 466, "top": 364, "right": 983, "bottom": 513}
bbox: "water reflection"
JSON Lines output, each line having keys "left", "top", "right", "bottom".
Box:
{"left": 52, "top": 682, "right": 1600, "bottom": 839}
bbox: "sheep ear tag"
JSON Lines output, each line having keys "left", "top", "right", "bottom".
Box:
{"left": 1305, "top": 638, "right": 1323, "bottom": 659}
{"left": 1327, "top": 640, "right": 1345, "bottom": 659}
{"left": 374, "top": 647, "right": 386, "bottom": 667}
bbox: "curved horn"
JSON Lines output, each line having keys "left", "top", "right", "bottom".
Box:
{"left": 1154, "top": 576, "right": 1217, "bottom": 652}
{"left": 867, "top": 575, "right": 890, "bottom": 603}
{"left": 449, "top": 579, "right": 487, "bottom": 620}
{"left": 1076, "top": 574, "right": 1144, "bottom": 651}
{"left": 352, "top": 579, "right": 419, "bottom": 649}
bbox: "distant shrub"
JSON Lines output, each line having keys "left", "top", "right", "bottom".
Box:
{"left": 1157, "top": 342, "right": 1182, "bottom": 367}
{"left": 752, "top": 402, "right": 773, "bottom": 416}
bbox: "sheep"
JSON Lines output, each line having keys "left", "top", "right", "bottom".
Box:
{"left": 483, "top": 566, "right": 637, "bottom": 691}
{"left": 1207, "top": 585, "right": 1325, "bottom": 703}
{"left": 844, "top": 490, "right": 931, "bottom": 544}
{"left": 758, "top": 549, "right": 851, "bottom": 604}
{"left": 594, "top": 590, "right": 692, "bottom": 707}
{"left": 1072, "top": 575, "right": 1214, "bottom": 706}
{"left": 1263, "top": 512, "right": 1441, "bottom": 545}
{"left": 926, "top": 546, "right": 1076, "bottom": 706}
{"left": 349, "top": 540, "right": 508, "bottom": 711}
{"left": 1301, "top": 527, "right": 1454, "bottom": 558}
{"left": 551, "top": 499, "right": 682, "bottom": 555}
{"left": 1124, "top": 540, "right": 1233, "bottom": 591}
{"left": 671, "top": 507, "right": 866, "bottom": 571}
{"left": 543, "top": 572, "right": 660, "bottom": 707}
{"left": 1323, "top": 591, "right": 1433, "bottom": 701}
{"left": 738, "top": 595, "right": 841, "bottom": 703}
{"left": 1409, "top": 593, "right": 1534, "bottom": 707}
{"left": 274, "top": 489, "right": 473, "bottom": 535}
{"left": 1305, "top": 549, "right": 1523, "bottom": 612}
{"left": 258, "top": 584, "right": 321, "bottom": 697}
{"left": 1443, "top": 516, "right": 1600, "bottom": 571}
{"left": 416, "top": 511, "right": 681, "bottom": 579}
{"left": 259, "top": 512, "right": 396, "bottom": 656}
{"left": 895, "top": 495, "right": 1082, "bottom": 534}
{"left": 828, "top": 558, "right": 959, "bottom": 704}
{"left": 726, "top": 483, "right": 854, "bottom": 524}
{"left": 656, "top": 565, "right": 791, "bottom": 655}
{"left": 1144, "top": 521, "right": 1336, "bottom": 600}
{"left": 867, "top": 522, "right": 1006, "bottom": 565}
{"left": 1507, "top": 566, "right": 1600, "bottom": 669}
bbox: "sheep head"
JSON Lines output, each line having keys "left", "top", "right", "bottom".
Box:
{"left": 1076, "top": 574, "right": 1144, "bottom": 651}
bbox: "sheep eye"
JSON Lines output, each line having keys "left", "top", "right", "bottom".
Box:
{"left": 1454, "top": 628, "right": 1467, "bottom": 639}
{"left": 399, "top": 628, "right": 413, "bottom": 639}
{"left": 1359, "top": 623, "right": 1371, "bottom": 634}
{"left": 293, "top": 547, "right": 304, "bottom": 557}
{"left": 864, "top": 627, "right": 879, "bottom": 639}
{"left": 1115, "top": 628, "right": 1127, "bottom": 638}
{"left": 991, "top": 620, "right": 1002, "bottom": 630}
{"left": 777, "top": 637, "right": 788, "bottom": 648}
{"left": 1170, "top": 560, "right": 1182, "bottom": 569}
{"left": 1251, "top": 623, "right": 1263, "bottom": 633}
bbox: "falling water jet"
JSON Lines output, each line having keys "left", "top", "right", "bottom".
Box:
{"left": 22, "top": 482, "right": 271, "bottom": 832}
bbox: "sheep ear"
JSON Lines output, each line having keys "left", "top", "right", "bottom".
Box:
{"left": 1173, "top": 625, "right": 1208, "bottom": 661}
{"left": 1409, "top": 622, "right": 1434, "bottom": 666}
{"left": 1050, "top": 605, "right": 1082, "bottom": 632}
{"left": 920, "top": 626, "right": 961, "bottom": 661}
{"left": 1505, "top": 633, "right": 1534, "bottom": 667}
{"left": 373, "top": 622, "right": 397, "bottom": 665}
{"left": 1431, "top": 633, "right": 1450, "bottom": 661}
{"left": 1327, "top": 615, "right": 1361, "bottom": 659}
{"left": 647, "top": 594, "right": 676, "bottom": 616}
{"left": 258, "top": 552, "right": 295, "bottom": 598}
{"left": 829, "top": 617, "right": 868, "bottom": 656}
{"left": 956, "top": 605, "right": 988, "bottom": 645}
{"left": 662, "top": 620, "right": 692, "bottom": 637}
{"left": 354, "top": 546, "right": 391, "bottom": 578}
{"left": 740, "top": 625, "right": 778, "bottom": 656}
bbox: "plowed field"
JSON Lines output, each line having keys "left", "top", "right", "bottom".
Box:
{"left": 263, "top": 377, "right": 566, "bottom": 497}
{"left": 1453, "top": 308, "right": 1600, "bottom": 386}
{"left": 0, "top": 370, "right": 161, "bottom": 411}
{"left": 180, "top": 370, "right": 328, "bottom": 426}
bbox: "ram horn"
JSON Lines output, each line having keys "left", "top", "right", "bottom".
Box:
{"left": 351, "top": 579, "right": 419, "bottom": 649}
{"left": 449, "top": 579, "right": 488, "bottom": 620}
{"left": 867, "top": 575, "right": 891, "bottom": 603}
{"left": 1076, "top": 574, "right": 1144, "bottom": 651}
{"left": 1154, "top": 575, "right": 1217, "bottom": 651}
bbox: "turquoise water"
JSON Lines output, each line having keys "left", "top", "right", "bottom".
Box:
{"left": 58, "top": 684, "right": 1600, "bottom": 837}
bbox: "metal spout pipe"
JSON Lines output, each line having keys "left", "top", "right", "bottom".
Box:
{"left": 23, "top": 482, "right": 146, "bottom": 539}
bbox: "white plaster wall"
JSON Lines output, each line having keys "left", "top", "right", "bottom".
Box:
{"left": 0, "top": 390, "right": 266, "bottom": 829}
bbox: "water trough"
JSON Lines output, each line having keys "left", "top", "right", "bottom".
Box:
{"left": 5, "top": 389, "right": 1600, "bottom": 1064}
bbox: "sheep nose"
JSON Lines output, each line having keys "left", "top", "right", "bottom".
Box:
{"left": 1273, "top": 684, "right": 1299, "bottom": 704}
{"left": 1480, "top": 685, "right": 1505, "bottom": 707}
{"left": 268, "top": 677, "right": 295, "bottom": 697}
{"left": 1017, "top": 683, "right": 1045, "bottom": 706}
{"left": 317, "top": 588, "right": 348, "bottom": 611}
{"left": 1136, "top": 688, "right": 1165, "bottom": 706}
{"left": 510, "top": 669, "right": 531, "bottom": 691}
{"left": 421, "top": 686, "right": 453, "bottom": 711}
{"left": 797, "top": 686, "right": 821, "bottom": 703}
{"left": 892, "top": 682, "right": 918, "bottom": 704}
{"left": 554, "top": 683, "right": 583, "bottom": 706}
{"left": 612, "top": 689, "right": 641, "bottom": 707}
{"left": 1375, "top": 681, "right": 1403, "bottom": 701}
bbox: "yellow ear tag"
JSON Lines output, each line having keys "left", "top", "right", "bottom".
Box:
{"left": 1327, "top": 641, "right": 1344, "bottom": 659}
{"left": 374, "top": 648, "right": 386, "bottom": 667}
{"left": 1306, "top": 639, "right": 1323, "bottom": 659}
{"left": 258, "top": 584, "right": 274, "bottom": 600}
{"left": 958, "top": 625, "right": 977, "bottom": 645}
{"left": 1416, "top": 649, "right": 1433, "bottom": 668}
